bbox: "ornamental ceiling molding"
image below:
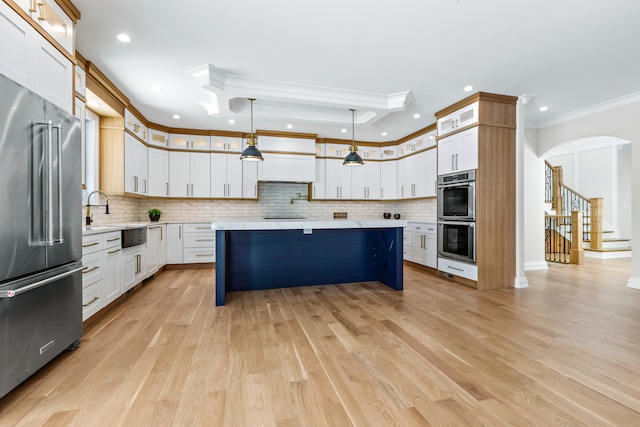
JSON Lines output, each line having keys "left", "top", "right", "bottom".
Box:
{"left": 188, "top": 64, "right": 414, "bottom": 126}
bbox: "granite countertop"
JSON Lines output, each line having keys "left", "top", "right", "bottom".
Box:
{"left": 212, "top": 219, "right": 408, "bottom": 231}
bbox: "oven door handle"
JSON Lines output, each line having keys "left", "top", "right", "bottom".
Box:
{"left": 438, "top": 221, "right": 475, "bottom": 227}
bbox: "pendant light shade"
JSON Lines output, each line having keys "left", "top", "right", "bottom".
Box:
{"left": 343, "top": 108, "right": 363, "bottom": 166}
{"left": 240, "top": 98, "right": 263, "bottom": 162}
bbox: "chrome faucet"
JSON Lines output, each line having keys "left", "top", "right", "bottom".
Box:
{"left": 85, "top": 190, "right": 110, "bottom": 225}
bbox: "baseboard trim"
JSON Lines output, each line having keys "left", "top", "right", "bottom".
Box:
{"left": 525, "top": 261, "right": 549, "bottom": 271}
{"left": 627, "top": 277, "right": 640, "bottom": 289}
{"left": 514, "top": 276, "right": 530, "bottom": 288}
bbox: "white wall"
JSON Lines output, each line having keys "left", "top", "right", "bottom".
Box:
{"left": 546, "top": 136, "right": 632, "bottom": 236}
{"left": 537, "top": 94, "right": 640, "bottom": 288}
{"left": 523, "top": 128, "right": 547, "bottom": 271}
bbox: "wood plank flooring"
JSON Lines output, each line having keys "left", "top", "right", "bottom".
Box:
{"left": 1, "top": 258, "right": 639, "bottom": 426}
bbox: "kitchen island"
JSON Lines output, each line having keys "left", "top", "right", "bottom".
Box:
{"left": 213, "top": 220, "right": 406, "bottom": 305}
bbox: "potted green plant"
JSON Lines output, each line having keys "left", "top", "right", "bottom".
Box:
{"left": 148, "top": 208, "right": 162, "bottom": 222}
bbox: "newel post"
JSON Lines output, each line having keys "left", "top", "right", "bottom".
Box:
{"left": 570, "top": 210, "right": 584, "bottom": 265}
{"left": 590, "top": 197, "right": 603, "bottom": 250}
{"left": 552, "top": 166, "right": 563, "bottom": 213}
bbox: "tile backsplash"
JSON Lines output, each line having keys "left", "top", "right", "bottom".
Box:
{"left": 84, "top": 182, "right": 436, "bottom": 225}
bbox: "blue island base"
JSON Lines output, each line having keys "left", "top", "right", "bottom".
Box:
{"left": 215, "top": 227, "right": 403, "bottom": 306}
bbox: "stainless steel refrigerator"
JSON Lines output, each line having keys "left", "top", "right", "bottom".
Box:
{"left": 0, "top": 73, "right": 83, "bottom": 399}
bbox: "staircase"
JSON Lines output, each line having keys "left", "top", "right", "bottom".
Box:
{"left": 544, "top": 161, "right": 631, "bottom": 261}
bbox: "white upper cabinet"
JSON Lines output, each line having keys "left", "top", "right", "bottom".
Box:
{"left": 169, "top": 151, "right": 210, "bottom": 197}
{"left": 256, "top": 136, "right": 316, "bottom": 182}
{"left": 242, "top": 162, "right": 258, "bottom": 199}
{"left": 380, "top": 145, "right": 397, "bottom": 160}
{"left": 351, "top": 161, "right": 380, "bottom": 200}
{"left": 324, "top": 159, "right": 352, "bottom": 199}
{"left": 211, "top": 135, "right": 243, "bottom": 153}
{"left": 74, "top": 65, "right": 86, "bottom": 97}
{"left": 437, "top": 126, "right": 478, "bottom": 175}
{"left": 211, "top": 153, "right": 243, "bottom": 198}
{"left": 124, "top": 133, "right": 148, "bottom": 195}
{"left": 325, "top": 144, "right": 349, "bottom": 158}
{"left": 380, "top": 161, "right": 397, "bottom": 200}
{"left": 16, "top": 0, "right": 74, "bottom": 55}
{"left": 437, "top": 101, "right": 479, "bottom": 137}
{"left": 170, "top": 134, "right": 211, "bottom": 151}
{"left": 257, "top": 153, "right": 315, "bottom": 183}
{"left": 125, "top": 108, "right": 148, "bottom": 141}
{"left": 312, "top": 158, "right": 326, "bottom": 200}
{"left": 148, "top": 147, "right": 169, "bottom": 197}
{"left": 359, "top": 146, "right": 381, "bottom": 160}
{"left": 148, "top": 129, "right": 169, "bottom": 147}
{"left": 0, "top": 2, "right": 73, "bottom": 112}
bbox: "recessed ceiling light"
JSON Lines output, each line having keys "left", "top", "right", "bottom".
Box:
{"left": 152, "top": 85, "right": 163, "bottom": 92}
{"left": 539, "top": 106, "right": 548, "bottom": 112}
{"left": 428, "top": 135, "right": 435, "bottom": 140}
{"left": 172, "top": 114, "right": 180, "bottom": 119}
{"left": 116, "top": 33, "right": 131, "bottom": 43}
{"left": 464, "top": 85, "right": 473, "bottom": 92}
{"left": 228, "top": 119, "right": 235, "bottom": 124}
{"left": 381, "top": 132, "right": 387, "bottom": 136}
{"left": 341, "top": 128, "right": 347, "bottom": 133}
{"left": 287, "top": 124, "right": 293, "bottom": 129}
{"left": 413, "top": 113, "right": 421, "bottom": 119}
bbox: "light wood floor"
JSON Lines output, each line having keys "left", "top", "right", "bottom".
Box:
{"left": 1, "top": 258, "right": 639, "bottom": 426}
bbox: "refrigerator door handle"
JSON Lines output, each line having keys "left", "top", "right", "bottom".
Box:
{"left": 0, "top": 266, "right": 83, "bottom": 298}
{"left": 54, "top": 122, "right": 63, "bottom": 244}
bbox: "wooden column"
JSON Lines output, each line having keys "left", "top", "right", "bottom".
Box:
{"left": 570, "top": 211, "right": 584, "bottom": 265}
{"left": 590, "top": 197, "right": 603, "bottom": 250}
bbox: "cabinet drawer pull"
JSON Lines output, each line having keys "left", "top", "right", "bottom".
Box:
{"left": 29, "top": 0, "right": 37, "bottom": 12}
{"left": 447, "top": 266, "right": 464, "bottom": 272}
{"left": 83, "top": 296, "right": 99, "bottom": 307}
{"left": 82, "top": 266, "right": 99, "bottom": 274}
{"left": 82, "top": 242, "right": 99, "bottom": 247}
{"left": 195, "top": 238, "right": 214, "bottom": 242}
{"left": 107, "top": 249, "right": 121, "bottom": 255}
{"left": 106, "top": 237, "right": 120, "bottom": 242}
{"left": 195, "top": 227, "right": 210, "bottom": 230}
{"left": 195, "top": 253, "right": 214, "bottom": 257}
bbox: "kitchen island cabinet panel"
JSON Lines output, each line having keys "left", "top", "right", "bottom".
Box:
{"left": 215, "top": 222, "right": 404, "bottom": 305}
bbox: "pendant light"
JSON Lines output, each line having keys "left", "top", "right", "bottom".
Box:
{"left": 240, "top": 98, "right": 263, "bottom": 162}
{"left": 343, "top": 108, "right": 364, "bottom": 166}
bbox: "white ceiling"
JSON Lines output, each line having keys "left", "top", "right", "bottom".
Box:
{"left": 73, "top": 0, "right": 640, "bottom": 142}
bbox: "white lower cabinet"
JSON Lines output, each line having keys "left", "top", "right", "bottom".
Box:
{"left": 183, "top": 223, "right": 215, "bottom": 263}
{"left": 166, "top": 223, "right": 215, "bottom": 264}
{"left": 122, "top": 245, "right": 146, "bottom": 292}
{"left": 102, "top": 232, "right": 123, "bottom": 307}
{"left": 146, "top": 224, "right": 166, "bottom": 276}
{"left": 166, "top": 224, "right": 183, "bottom": 264}
{"left": 81, "top": 230, "right": 123, "bottom": 321}
{"left": 405, "top": 222, "right": 437, "bottom": 269}
{"left": 438, "top": 258, "right": 478, "bottom": 281}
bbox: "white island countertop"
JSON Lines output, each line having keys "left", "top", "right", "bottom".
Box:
{"left": 212, "top": 220, "right": 407, "bottom": 231}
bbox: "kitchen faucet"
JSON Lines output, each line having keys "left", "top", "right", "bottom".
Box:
{"left": 85, "top": 190, "right": 110, "bottom": 225}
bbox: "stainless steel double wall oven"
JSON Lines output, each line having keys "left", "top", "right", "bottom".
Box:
{"left": 437, "top": 170, "right": 476, "bottom": 263}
